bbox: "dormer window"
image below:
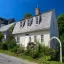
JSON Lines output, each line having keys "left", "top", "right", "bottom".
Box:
{"left": 27, "top": 18, "right": 33, "bottom": 26}
{"left": 39, "top": 15, "right": 41, "bottom": 24}
{"left": 36, "top": 16, "right": 38, "bottom": 24}
{"left": 28, "top": 19, "right": 30, "bottom": 26}
{"left": 20, "top": 19, "right": 25, "bottom": 27}
{"left": 20, "top": 21, "right": 22, "bottom": 27}
{"left": 30, "top": 18, "right": 33, "bottom": 26}
{"left": 23, "top": 20, "right": 25, "bottom": 27}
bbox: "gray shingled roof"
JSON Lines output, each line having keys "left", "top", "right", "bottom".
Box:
{"left": 12, "top": 10, "right": 54, "bottom": 34}
{"left": 0, "top": 23, "right": 14, "bottom": 32}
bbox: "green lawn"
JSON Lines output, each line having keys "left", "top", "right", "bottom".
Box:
{"left": 0, "top": 50, "right": 64, "bottom": 64}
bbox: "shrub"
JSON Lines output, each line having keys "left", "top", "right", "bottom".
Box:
{"left": 10, "top": 46, "right": 18, "bottom": 53}
{"left": 1, "top": 42, "right": 8, "bottom": 50}
{"left": 16, "top": 45, "right": 24, "bottom": 54}
{"left": 6, "top": 39, "right": 17, "bottom": 50}
{"left": 0, "top": 32, "right": 4, "bottom": 43}
{"left": 24, "top": 41, "right": 56, "bottom": 59}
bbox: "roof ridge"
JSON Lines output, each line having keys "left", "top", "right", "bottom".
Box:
{"left": 19, "top": 9, "right": 55, "bottom": 22}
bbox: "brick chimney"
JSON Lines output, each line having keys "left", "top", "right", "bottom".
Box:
{"left": 35, "top": 6, "right": 40, "bottom": 15}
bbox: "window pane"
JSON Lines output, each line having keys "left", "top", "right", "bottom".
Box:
{"left": 20, "top": 21, "right": 22, "bottom": 27}
{"left": 23, "top": 20, "right": 25, "bottom": 27}
{"left": 28, "top": 19, "right": 30, "bottom": 26}
{"left": 41, "top": 35, "right": 44, "bottom": 42}
{"left": 29, "top": 37, "right": 31, "bottom": 42}
{"left": 36, "top": 16, "right": 38, "bottom": 24}
{"left": 34, "top": 36, "right": 36, "bottom": 42}
{"left": 39, "top": 15, "right": 41, "bottom": 24}
{"left": 17, "top": 37, "right": 20, "bottom": 43}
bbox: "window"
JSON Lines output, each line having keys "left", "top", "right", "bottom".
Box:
{"left": 20, "top": 21, "right": 22, "bottom": 27}
{"left": 41, "top": 35, "right": 44, "bottom": 42}
{"left": 17, "top": 37, "right": 20, "bottom": 43}
{"left": 25, "top": 34, "right": 29, "bottom": 36}
{"left": 27, "top": 18, "right": 33, "bottom": 26}
{"left": 23, "top": 20, "right": 25, "bottom": 27}
{"left": 30, "top": 18, "right": 33, "bottom": 26}
{"left": 39, "top": 15, "right": 41, "bottom": 24}
{"left": 28, "top": 19, "right": 30, "bottom": 26}
{"left": 34, "top": 36, "right": 36, "bottom": 42}
{"left": 29, "top": 37, "right": 31, "bottom": 42}
{"left": 36, "top": 16, "right": 38, "bottom": 24}
{"left": 20, "top": 20, "right": 25, "bottom": 27}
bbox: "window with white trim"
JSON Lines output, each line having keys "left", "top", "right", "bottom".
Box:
{"left": 29, "top": 37, "right": 31, "bottom": 42}
{"left": 28, "top": 19, "right": 30, "bottom": 26}
{"left": 20, "top": 20, "right": 25, "bottom": 27}
{"left": 41, "top": 35, "right": 44, "bottom": 42}
{"left": 36, "top": 16, "right": 38, "bottom": 24}
{"left": 20, "top": 21, "right": 22, "bottom": 27}
{"left": 17, "top": 37, "right": 20, "bottom": 43}
{"left": 34, "top": 36, "right": 36, "bottom": 42}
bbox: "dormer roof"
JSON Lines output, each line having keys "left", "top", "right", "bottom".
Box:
{"left": 12, "top": 10, "right": 55, "bottom": 34}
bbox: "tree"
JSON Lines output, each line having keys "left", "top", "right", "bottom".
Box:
{"left": 6, "top": 24, "right": 17, "bottom": 51}
{"left": 57, "top": 13, "right": 64, "bottom": 58}
{"left": 57, "top": 14, "right": 64, "bottom": 36}
{"left": 24, "top": 13, "right": 32, "bottom": 19}
{"left": 8, "top": 18, "right": 15, "bottom": 24}
{"left": 0, "top": 32, "right": 4, "bottom": 43}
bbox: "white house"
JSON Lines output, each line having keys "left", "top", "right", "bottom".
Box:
{"left": 0, "top": 23, "right": 14, "bottom": 41}
{"left": 12, "top": 8, "right": 59, "bottom": 49}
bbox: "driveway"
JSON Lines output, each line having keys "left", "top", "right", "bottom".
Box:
{"left": 0, "top": 53, "right": 37, "bottom": 64}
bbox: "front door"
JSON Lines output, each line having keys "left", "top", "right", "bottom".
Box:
{"left": 25, "top": 36, "right": 29, "bottom": 47}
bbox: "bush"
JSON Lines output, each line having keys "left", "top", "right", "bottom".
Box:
{"left": 24, "top": 41, "right": 56, "bottom": 59}
{"left": 6, "top": 39, "right": 17, "bottom": 50}
{"left": 10, "top": 46, "right": 18, "bottom": 53}
{"left": 16, "top": 45, "right": 24, "bottom": 54}
{"left": 1, "top": 42, "right": 8, "bottom": 50}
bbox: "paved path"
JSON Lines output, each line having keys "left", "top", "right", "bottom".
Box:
{"left": 0, "top": 53, "right": 37, "bottom": 64}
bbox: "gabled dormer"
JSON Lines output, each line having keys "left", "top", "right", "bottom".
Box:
{"left": 27, "top": 18, "right": 33, "bottom": 26}
{"left": 20, "top": 19, "right": 25, "bottom": 28}
{"left": 35, "top": 15, "right": 41, "bottom": 25}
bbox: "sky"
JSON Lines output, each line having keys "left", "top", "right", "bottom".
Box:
{"left": 0, "top": 0, "right": 64, "bottom": 21}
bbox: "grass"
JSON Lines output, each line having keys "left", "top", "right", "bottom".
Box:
{"left": 0, "top": 50, "right": 64, "bottom": 64}
{"left": 0, "top": 50, "right": 36, "bottom": 62}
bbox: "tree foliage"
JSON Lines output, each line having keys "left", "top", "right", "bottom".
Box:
{"left": 57, "top": 13, "right": 64, "bottom": 36}
{"left": 0, "top": 32, "right": 4, "bottom": 43}
{"left": 8, "top": 18, "right": 15, "bottom": 24}
{"left": 24, "top": 13, "right": 32, "bottom": 19}
{"left": 57, "top": 13, "right": 64, "bottom": 58}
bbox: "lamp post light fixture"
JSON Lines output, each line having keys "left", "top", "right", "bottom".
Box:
{"left": 50, "top": 36, "right": 62, "bottom": 63}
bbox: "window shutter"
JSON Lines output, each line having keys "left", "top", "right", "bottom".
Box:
{"left": 39, "top": 15, "right": 41, "bottom": 24}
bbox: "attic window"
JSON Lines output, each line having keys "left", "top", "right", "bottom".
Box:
{"left": 23, "top": 20, "right": 25, "bottom": 27}
{"left": 28, "top": 19, "right": 30, "bottom": 26}
{"left": 27, "top": 18, "right": 33, "bottom": 26}
{"left": 30, "top": 18, "right": 33, "bottom": 26}
{"left": 20, "top": 21, "right": 22, "bottom": 27}
{"left": 36, "top": 16, "right": 38, "bottom": 24}
{"left": 20, "top": 20, "right": 25, "bottom": 27}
